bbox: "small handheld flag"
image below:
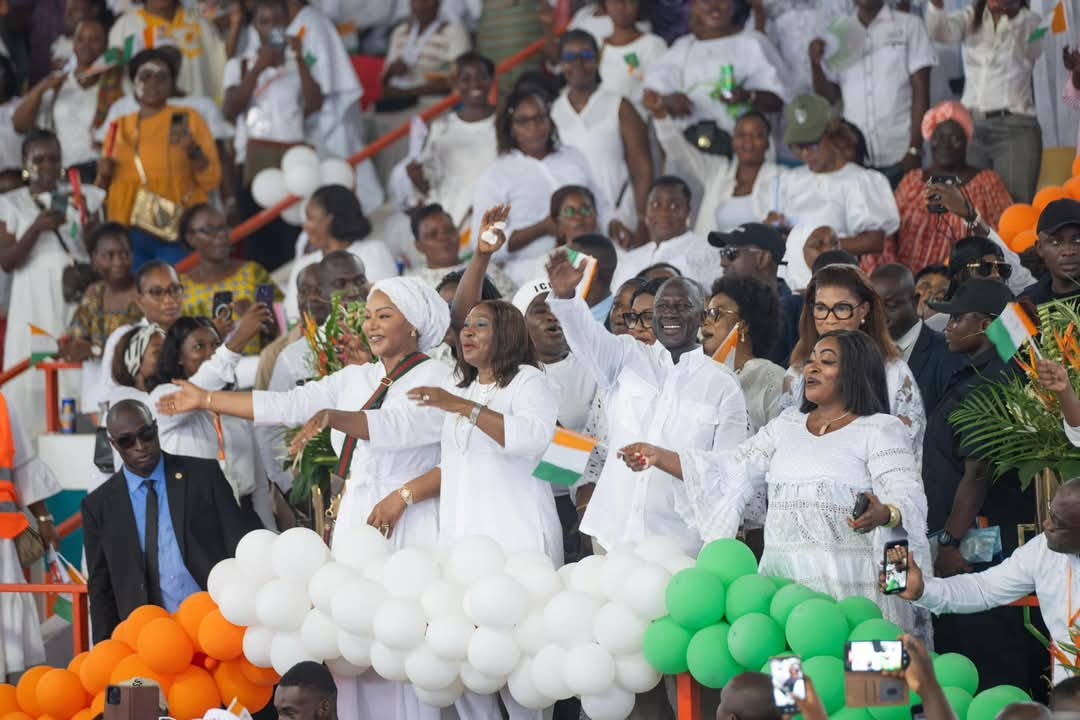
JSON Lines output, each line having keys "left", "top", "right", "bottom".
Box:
{"left": 1030, "top": 0, "right": 1067, "bottom": 42}
{"left": 710, "top": 324, "right": 739, "bottom": 371}
{"left": 534, "top": 428, "right": 597, "bottom": 486}
{"left": 986, "top": 302, "right": 1039, "bottom": 362}
{"left": 29, "top": 325, "right": 58, "bottom": 366}
{"left": 564, "top": 248, "right": 598, "bottom": 303}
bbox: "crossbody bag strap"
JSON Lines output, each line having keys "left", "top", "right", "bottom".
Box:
{"left": 334, "top": 352, "right": 431, "bottom": 478}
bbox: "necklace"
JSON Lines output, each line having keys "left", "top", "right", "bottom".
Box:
{"left": 814, "top": 410, "right": 851, "bottom": 436}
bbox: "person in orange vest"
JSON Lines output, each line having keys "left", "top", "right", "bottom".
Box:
{"left": 0, "top": 389, "right": 61, "bottom": 682}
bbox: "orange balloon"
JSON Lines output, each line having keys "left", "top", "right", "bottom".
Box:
{"left": 174, "top": 592, "right": 217, "bottom": 650}
{"left": 69, "top": 711, "right": 92, "bottom": 720}
{"left": 998, "top": 203, "right": 1039, "bottom": 243}
{"left": 109, "top": 655, "right": 174, "bottom": 695}
{"left": 1065, "top": 176, "right": 1080, "bottom": 201}
{"left": 1072, "top": 152, "right": 1080, "bottom": 178}
{"left": 15, "top": 667, "right": 50, "bottom": 717}
{"left": 0, "top": 685, "right": 18, "bottom": 715}
{"left": 80, "top": 639, "right": 133, "bottom": 696}
{"left": 89, "top": 693, "right": 104, "bottom": 717}
{"left": 1009, "top": 228, "right": 1039, "bottom": 253}
{"left": 237, "top": 658, "right": 279, "bottom": 688}
{"left": 1033, "top": 186, "right": 1070, "bottom": 212}
{"left": 213, "top": 661, "right": 272, "bottom": 712}
{"left": 121, "top": 606, "right": 170, "bottom": 644}
{"left": 36, "top": 714, "right": 57, "bottom": 720}
{"left": 197, "top": 610, "right": 245, "bottom": 661}
{"left": 111, "top": 621, "right": 137, "bottom": 651}
{"left": 65, "top": 653, "right": 88, "bottom": 679}
{"left": 35, "top": 670, "right": 88, "bottom": 720}
{"left": 0, "top": 713, "right": 32, "bottom": 720}
{"left": 166, "top": 667, "right": 221, "bottom": 720}
{"left": 137, "top": 618, "right": 195, "bottom": 675}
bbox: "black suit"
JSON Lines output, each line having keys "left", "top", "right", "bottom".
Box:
{"left": 905, "top": 323, "right": 966, "bottom": 416}
{"left": 81, "top": 452, "right": 253, "bottom": 642}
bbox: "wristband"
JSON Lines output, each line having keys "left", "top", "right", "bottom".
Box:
{"left": 469, "top": 403, "right": 482, "bottom": 425}
{"left": 37, "top": 514, "right": 54, "bottom": 524}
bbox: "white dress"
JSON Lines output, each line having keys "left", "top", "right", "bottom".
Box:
{"left": 677, "top": 409, "right": 932, "bottom": 636}
{"left": 222, "top": 52, "right": 307, "bottom": 164}
{"left": 37, "top": 75, "right": 101, "bottom": 167}
{"left": 598, "top": 33, "right": 669, "bottom": 120}
{"left": 737, "top": 357, "right": 786, "bottom": 434}
{"left": 551, "top": 88, "right": 631, "bottom": 220}
{"left": 0, "top": 185, "right": 104, "bottom": 436}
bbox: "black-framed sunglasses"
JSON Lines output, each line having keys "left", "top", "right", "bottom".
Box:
{"left": 622, "top": 310, "right": 654, "bottom": 328}
{"left": 110, "top": 421, "right": 158, "bottom": 450}
{"left": 965, "top": 259, "right": 1012, "bottom": 279}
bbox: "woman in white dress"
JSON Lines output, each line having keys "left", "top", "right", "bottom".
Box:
{"left": 619, "top": 329, "right": 932, "bottom": 635}
{"left": 596, "top": 0, "right": 667, "bottom": 120}
{"left": 0, "top": 129, "right": 105, "bottom": 436}
{"left": 783, "top": 263, "right": 925, "bottom": 462}
{"left": 159, "top": 277, "right": 454, "bottom": 720}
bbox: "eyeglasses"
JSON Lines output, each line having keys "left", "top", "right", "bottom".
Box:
{"left": 790, "top": 142, "right": 819, "bottom": 153}
{"left": 110, "top": 421, "right": 158, "bottom": 450}
{"left": 703, "top": 306, "right": 738, "bottom": 322}
{"left": 191, "top": 224, "right": 229, "bottom": 237}
{"left": 719, "top": 246, "right": 763, "bottom": 261}
{"left": 812, "top": 301, "right": 864, "bottom": 320}
{"left": 559, "top": 205, "right": 595, "bottom": 219}
{"left": 561, "top": 50, "right": 596, "bottom": 63}
{"left": 143, "top": 284, "right": 184, "bottom": 299}
{"left": 622, "top": 310, "right": 654, "bottom": 328}
{"left": 965, "top": 259, "right": 1012, "bottom": 279}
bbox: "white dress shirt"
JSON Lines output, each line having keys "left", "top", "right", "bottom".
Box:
{"left": 824, "top": 7, "right": 937, "bottom": 166}
{"left": 926, "top": 3, "right": 1044, "bottom": 116}
{"left": 416, "top": 112, "right": 497, "bottom": 226}
{"left": 223, "top": 52, "right": 307, "bottom": 164}
{"left": 611, "top": 230, "right": 724, "bottom": 291}
{"left": 549, "top": 295, "right": 748, "bottom": 554}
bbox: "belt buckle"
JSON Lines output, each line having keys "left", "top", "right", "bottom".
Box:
{"left": 380, "top": 376, "right": 394, "bottom": 389}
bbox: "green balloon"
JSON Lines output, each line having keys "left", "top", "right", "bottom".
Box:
{"left": 697, "top": 538, "right": 758, "bottom": 585}
{"left": 966, "top": 686, "right": 1032, "bottom": 720}
{"left": 847, "top": 618, "right": 903, "bottom": 642}
{"left": 770, "top": 584, "right": 818, "bottom": 627}
{"left": 802, "top": 655, "right": 845, "bottom": 713}
{"left": 785, "top": 598, "right": 849, "bottom": 659}
{"left": 726, "top": 575, "right": 779, "bottom": 622}
{"left": 813, "top": 592, "right": 838, "bottom": 604}
{"left": 942, "top": 686, "right": 974, "bottom": 720}
{"left": 687, "top": 623, "right": 746, "bottom": 689}
{"left": 831, "top": 707, "right": 873, "bottom": 720}
{"left": 666, "top": 568, "right": 727, "bottom": 630}
{"left": 770, "top": 576, "right": 794, "bottom": 589}
{"left": 728, "top": 612, "right": 785, "bottom": 670}
{"left": 642, "top": 616, "right": 694, "bottom": 674}
{"left": 933, "top": 654, "right": 979, "bottom": 695}
{"left": 837, "top": 596, "right": 883, "bottom": 629}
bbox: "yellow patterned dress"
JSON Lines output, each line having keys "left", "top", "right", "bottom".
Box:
{"left": 181, "top": 260, "right": 282, "bottom": 355}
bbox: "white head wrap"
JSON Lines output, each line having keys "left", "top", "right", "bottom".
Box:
{"left": 369, "top": 277, "right": 451, "bottom": 352}
{"left": 123, "top": 324, "right": 164, "bottom": 379}
{"left": 511, "top": 278, "right": 551, "bottom": 316}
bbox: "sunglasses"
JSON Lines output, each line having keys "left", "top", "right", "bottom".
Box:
{"left": 622, "top": 310, "right": 654, "bottom": 328}
{"left": 561, "top": 50, "right": 597, "bottom": 63}
{"left": 110, "top": 421, "right": 158, "bottom": 450}
{"left": 965, "top": 260, "right": 1012, "bottom": 279}
{"left": 559, "top": 205, "right": 595, "bottom": 219}
{"left": 143, "top": 284, "right": 184, "bottom": 299}
{"left": 703, "top": 306, "right": 738, "bottom": 321}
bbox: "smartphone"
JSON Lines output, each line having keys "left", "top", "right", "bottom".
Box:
{"left": 926, "top": 174, "right": 959, "bottom": 214}
{"left": 269, "top": 26, "right": 287, "bottom": 48}
{"left": 103, "top": 684, "right": 160, "bottom": 720}
{"left": 852, "top": 492, "right": 870, "bottom": 519}
{"left": 769, "top": 656, "right": 806, "bottom": 714}
{"left": 911, "top": 704, "right": 926, "bottom": 720}
{"left": 844, "top": 640, "right": 909, "bottom": 673}
{"left": 212, "top": 290, "right": 233, "bottom": 319}
{"left": 883, "top": 540, "right": 909, "bottom": 595}
{"left": 50, "top": 192, "right": 68, "bottom": 215}
{"left": 170, "top": 111, "right": 188, "bottom": 131}
{"left": 255, "top": 283, "right": 278, "bottom": 332}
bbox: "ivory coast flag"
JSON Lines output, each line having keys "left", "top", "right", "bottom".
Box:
{"left": 711, "top": 325, "right": 739, "bottom": 371}
{"left": 29, "top": 325, "right": 57, "bottom": 366}
{"left": 1030, "top": 0, "right": 1067, "bottom": 42}
{"left": 565, "top": 249, "right": 598, "bottom": 303}
{"left": 986, "top": 302, "right": 1038, "bottom": 362}
{"left": 534, "top": 428, "right": 597, "bottom": 486}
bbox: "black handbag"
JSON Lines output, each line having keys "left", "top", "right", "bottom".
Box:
{"left": 683, "top": 121, "right": 733, "bottom": 157}
{"left": 93, "top": 426, "right": 115, "bottom": 474}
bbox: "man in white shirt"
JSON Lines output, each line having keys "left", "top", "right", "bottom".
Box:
{"left": 809, "top": 0, "right": 936, "bottom": 186}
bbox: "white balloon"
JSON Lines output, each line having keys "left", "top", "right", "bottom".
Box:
{"left": 251, "top": 168, "right": 288, "bottom": 208}
{"left": 615, "top": 653, "right": 662, "bottom": 693}
{"left": 508, "top": 550, "right": 556, "bottom": 568}
{"left": 635, "top": 536, "right": 685, "bottom": 565}
{"left": 531, "top": 644, "right": 573, "bottom": 701}
{"left": 466, "top": 626, "right": 521, "bottom": 677}
{"left": 383, "top": 547, "right": 440, "bottom": 599}
{"left": 281, "top": 145, "right": 320, "bottom": 172}
{"left": 421, "top": 580, "right": 465, "bottom": 619}
{"left": 663, "top": 555, "right": 696, "bottom": 575}
{"left": 593, "top": 602, "right": 648, "bottom": 656}
{"left": 331, "top": 579, "right": 385, "bottom": 636}
{"left": 505, "top": 562, "right": 563, "bottom": 607}
{"left": 460, "top": 663, "right": 506, "bottom": 695}
{"left": 256, "top": 578, "right": 312, "bottom": 631}
{"left": 207, "top": 558, "right": 239, "bottom": 603}
{"left": 514, "top": 610, "right": 547, "bottom": 656}
{"left": 507, "top": 657, "right": 555, "bottom": 711}
{"left": 235, "top": 529, "right": 278, "bottom": 583}
{"left": 464, "top": 574, "right": 529, "bottom": 630}
{"left": 218, "top": 581, "right": 260, "bottom": 627}
{"left": 332, "top": 524, "right": 393, "bottom": 571}
{"left": 622, "top": 563, "right": 671, "bottom": 621}
{"left": 285, "top": 162, "right": 323, "bottom": 198}
{"left": 370, "top": 640, "right": 410, "bottom": 682}
{"left": 426, "top": 614, "right": 475, "bottom": 661}
{"left": 326, "top": 656, "right": 366, "bottom": 677}
{"left": 242, "top": 626, "right": 275, "bottom": 668}
{"left": 564, "top": 644, "right": 617, "bottom": 697}
{"left": 406, "top": 645, "right": 460, "bottom": 691}
{"left": 363, "top": 560, "right": 386, "bottom": 584}
{"left": 301, "top": 608, "right": 341, "bottom": 660}
{"left": 581, "top": 686, "right": 636, "bottom": 720}
{"left": 271, "top": 632, "right": 319, "bottom": 676}
{"left": 543, "top": 590, "right": 600, "bottom": 649}
{"left": 281, "top": 202, "right": 304, "bottom": 226}
{"left": 373, "top": 599, "right": 428, "bottom": 651}
{"left": 308, "top": 562, "right": 357, "bottom": 615}
{"left": 320, "top": 158, "right": 356, "bottom": 190}
{"left": 273, "top": 527, "right": 331, "bottom": 583}
{"left": 569, "top": 556, "right": 607, "bottom": 596}
{"left": 338, "top": 630, "right": 373, "bottom": 668}
{"left": 414, "top": 678, "right": 465, "bottom": 708}
{"left": 557, "top": 563, "right": 576, "bottom": 585}
{"left": 599, "top": 551, "right": 641, "bottom": 600}
{"left": 447, "top": 535, "right": 506, "bottom": 586}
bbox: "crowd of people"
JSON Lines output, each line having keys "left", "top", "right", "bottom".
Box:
{"left": 1, "top": 0, "right": 1080, "bottom": 717}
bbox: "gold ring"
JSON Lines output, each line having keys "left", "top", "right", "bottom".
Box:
{"left": 422, "top": 394, "right": 430, "bottom": 401}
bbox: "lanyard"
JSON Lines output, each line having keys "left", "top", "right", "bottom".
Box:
{"left": 1052, "top": 563, "right": 1080, "bottom": 668}
{"left": 213, "top": 412, "right": 225, "bottom": 462}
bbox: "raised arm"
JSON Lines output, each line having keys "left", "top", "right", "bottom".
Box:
{"left": 451, "top": 204, "right": 510, "bottom": 330}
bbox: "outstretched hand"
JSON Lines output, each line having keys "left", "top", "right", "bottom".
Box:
{"left": 289, "top": 410, "right": 329, "bottom": 455}
{"left": 878, "top": 550, "right": 925, "bottom": 601}
{"left": 1035, "top": 358, "right": 1070, "bottom": 394}
{"left": 156, "top": 378, "right": 210, "bottom": 415}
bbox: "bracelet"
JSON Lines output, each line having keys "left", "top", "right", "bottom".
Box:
{"left": 885, "top": 504, "right": 902, "bottom": 529}
{"left": 37, "top": 514, "right": 54, "bottom": 524}
{"left": 965, "top": 210, "right": 982, "bottom": 232}
{"left": 468, "top": 403, "right": 482, "bottom": 425}
{"left": 206, "top": 392, "right": 214, "bottom": 411}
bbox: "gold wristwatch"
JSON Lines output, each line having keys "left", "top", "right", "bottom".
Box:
{"left": 398, "top": 486, "right": 414, "bottom": 506}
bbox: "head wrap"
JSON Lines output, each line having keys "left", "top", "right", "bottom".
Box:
{"left": 369, "top": 277, "right": 451, "bottom": 352}
{"left": 123, "top": 323, "right": 164, "bottom": 380}
{"left": 511, "top": 278, "right": 551, "bottom": 316}
{"left": 921, "top": 100, "right": 974, "bottom": 142}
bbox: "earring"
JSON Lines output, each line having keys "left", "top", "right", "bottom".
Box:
{"left": 20, "top": 168, "right": 28, "bottom": 181}
{"left": 860, "top": 317, "right": 866, "bottom": 325}
{"left": 739, "top": 327, "right": 747, "bottom": 343}
{"left": 410, "top": 328, "right": 417, "bottom": 337}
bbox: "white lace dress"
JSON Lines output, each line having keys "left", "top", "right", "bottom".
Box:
{"left": 677, "top": 409, "right": 933, "bottom": 638}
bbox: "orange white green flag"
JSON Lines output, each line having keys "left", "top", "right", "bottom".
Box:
{"left": 533, "top": 428, "right": 597, "bottom": 486}
{"left": 710, "top": 325, "right": 739, "bottom": 371}
{"left": 29, "top": 325, "right": 57, "bottom": 366}
{"left": 986, "top": 302, "right": 1039, "bottom": 362}
{"left": 565, "top": 248, "right": 598, "bottom": 302}
{"left": 1030, "top": 0, "right": 1067, "bottom": 42}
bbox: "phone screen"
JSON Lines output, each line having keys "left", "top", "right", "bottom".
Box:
{"left": 171, "top": 112, "right": 188, "bottom": 129}
{"left": 770, "top": 656, "right": 806, "bottom": 712}
{"left": 255, "top": 283, "right": 275, "bottom": 308}
{"left": 50, "top": 193, "right": 68, "bottom": 215}
{"left": 212, "top": 290, "right": 233, "bottom": 319}
{"left": 845, "top": 641, "right": 906, "bottom": 672}
{"left": 911, "top": 704, "right": 926, "bottom": 720}
{"left": 883, "top": 541, "right": 909, "bottom": 595}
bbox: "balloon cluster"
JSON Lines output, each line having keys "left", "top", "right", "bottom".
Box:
{"left": 209, "top": 526, "right": 697, "bottom": 720}
{"left": 250, "top": 146, "right": 356, "bottom": 226}
{"left": 0, "top": 595, "right": 278, "bottom": 720}
{"left": 641, "top": 539, "right": 1032, "bottom": 720}
{"left": 998, "top": 156, "right": 1080, "bottom": 253}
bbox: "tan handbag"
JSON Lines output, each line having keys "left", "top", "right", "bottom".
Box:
{"left": 15, "top": 526, "right": 45, "bottom": 567}
{"left": 128, "top": 120, "right": 186, "bottom": 243}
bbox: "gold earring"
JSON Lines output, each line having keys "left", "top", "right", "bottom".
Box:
{"left": 20, "top": 168, "right": 28, "bottom": 181}
{"left": 410, "top": 328, "right": 417, "bottom": 337}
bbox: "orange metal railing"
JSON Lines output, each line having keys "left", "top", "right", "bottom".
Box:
{"left": 0, "top": 583, "right": 89, "bottom": 655}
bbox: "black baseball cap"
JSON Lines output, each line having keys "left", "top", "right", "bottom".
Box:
{"left": 927, "top": 278, "right": 1013, "bottom": 316}
{"left": 708, "top": 223, "right": 787, "bottom": 265}
{"left": 1037, "top": 198, "right": 1080, "bottom": 235}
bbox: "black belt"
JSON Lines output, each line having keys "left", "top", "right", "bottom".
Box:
{"left": 984, "top": 109, "right": 1012, "bottom": 119}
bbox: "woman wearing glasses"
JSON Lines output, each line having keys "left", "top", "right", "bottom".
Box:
{"left": 782, "top": 264, "right": 926, "bottom": 462}
{"left": 921, "top": 236, "right": 1019, "bottom": 333}
{"left": 623, "top": 277, "right": 662, "bottom": 346}
{"left": 550, "top": 185, "right": 599, "bottom": 247}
